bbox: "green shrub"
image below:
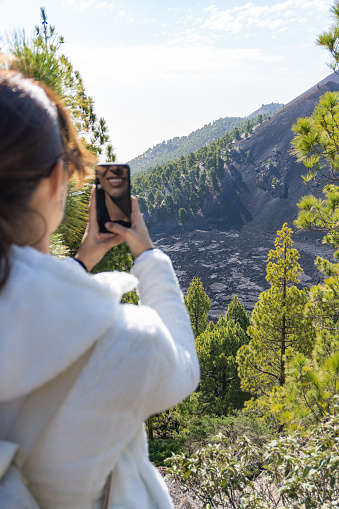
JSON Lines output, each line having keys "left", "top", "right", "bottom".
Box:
{"left": 179, "top": 412, "right": 273, "bottom": 452}
{"left": 166, "top": 405, "right": 339, "bottom": 508}
{"left": 166, "top": 434, "right": 260, "bottom": 509}
{"left": 148, "top": 437, "right": 186, "bottom": 467}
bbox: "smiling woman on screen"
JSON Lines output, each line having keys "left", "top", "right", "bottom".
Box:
{"left": 96, "top": 163, "right": 131, "bottom": 227}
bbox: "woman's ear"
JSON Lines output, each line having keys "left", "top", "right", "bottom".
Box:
{"left": 47, "top": 159, "right": 67, "bottom": 200}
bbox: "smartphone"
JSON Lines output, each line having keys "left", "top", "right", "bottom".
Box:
{"left": 95, "top": 163, "right": 131, "bottom": 232}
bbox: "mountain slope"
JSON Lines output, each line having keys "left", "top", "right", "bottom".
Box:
{"left": 131, "top": 74, "right": 339, "bottom": 315}
{"left": 136, "top": 72, "right": 339, "bottom": 234}
{"left": 218, "top": 73, "right": 339, "bottom": 233}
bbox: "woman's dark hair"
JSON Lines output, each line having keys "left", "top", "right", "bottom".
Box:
{"left": 0, "top": 59, "right": 97, "bottom": 290}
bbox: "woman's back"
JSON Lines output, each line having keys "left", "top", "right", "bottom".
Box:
{"left": 0, "top": 245, "right": 199, "bottom": 508}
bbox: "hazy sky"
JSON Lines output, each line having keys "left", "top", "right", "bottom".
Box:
{"left": 0, "top": 0, "right": 335, "bottom": 161}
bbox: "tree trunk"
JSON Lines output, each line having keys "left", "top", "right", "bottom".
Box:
{"left": 280, "top": 245, "right": 287, "bottom": 386}
{"left": 147, "top": 416, "right": 154, "bottom": 441}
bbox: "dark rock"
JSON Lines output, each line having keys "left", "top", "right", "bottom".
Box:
{"left": 153, "top": 227, "right": 333, "bottom": 319}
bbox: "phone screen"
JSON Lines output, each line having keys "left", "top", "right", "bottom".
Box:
{"left": 95, "top": 163, "right": 131, "bottom": 232}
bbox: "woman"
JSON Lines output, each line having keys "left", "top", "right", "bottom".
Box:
{"left": 0, "top": 66, "right": 199, "bottom": 508}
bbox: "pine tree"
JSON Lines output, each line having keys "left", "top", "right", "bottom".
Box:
{"left": 208, "top": 168, "right": 220, "bottom": 192}
{"left": 159, "top": 203, "right": 168, "bottom": 221}
{"left": 5, "top": 9, "right": 136, "bottom": 273}
{"left": 178, "top": 208, "right": 189, "bottom": 224}
{"left": 154, "top": 190, "right": 163, "bottom": 207}
{"left": 290, "top": 3, "right": 339, "bottom": 285}
{"left": 164, "top": 195, "right": 175, "bottom": 215}
{"left": 316, "top": 0, "right": 339, "bottom": 73}
{"left": 184, "top": 277, "right": 210, "bottom": 337}
{"left": 137, "top": 196, "right": 147, "bottom": 213}
{"left": 224, "top": 295, "right": 250, "bottom": 332}
{"left": 236, "top": 224, "right": 315, "bottom": 396}
{"left": 147, "top": 190, "right": 155, "bottom": 208}
{"left": 291, "top": 92, "right": 339, "bottom": 185}
{"left": 8, "top": 7, "right": 113, "bottom": 158}
{"left": 274, "top": 349, "right": 339, "bottom": 426}
{"left": 189, "top": 191, "right": 199, "bottom": 213}
{"left": 289, "top": 4, "right": 339, "bottom": 186}
{"left": 233, "top": 127, "right": 241, "bottom": 141}
{"left": 196, "top": 320, "right": 250, "bottom": 415}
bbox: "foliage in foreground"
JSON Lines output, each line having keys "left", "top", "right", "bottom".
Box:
{"left": 4, "top": 8, "right": 134, "bottom": 271}
{"left": 166, "top": 406, "right": 339, "bottom": 508}
{"left": 7, "top": 7, "right": 114, "bottom": 158}
{"left": 148, "top": 409, "right": 272, "bottom": 467}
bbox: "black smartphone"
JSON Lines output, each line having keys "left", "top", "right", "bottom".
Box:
{"left": 95, "top": 163, "right": 131, "bottom": 232}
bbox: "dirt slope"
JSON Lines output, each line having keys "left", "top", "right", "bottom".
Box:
{"left": 211, "top": 72, "right": 339, "bottom": 233}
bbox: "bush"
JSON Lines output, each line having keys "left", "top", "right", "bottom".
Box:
{"left": 166, "top": 406, "right": 339, "bottom": 508}
{"left": 166, "top": 434, "right": 260, "bottom": 509}
{"left": 262, "top": 415, "right": 339, "bottom": 508}
{"left": 148, "top": 437, "right": 186, "bottom": 467}
{"left": 178, "top": 412, "right": 273, "bottom": 452}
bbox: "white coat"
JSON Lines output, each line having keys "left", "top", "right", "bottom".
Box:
{"left": 0, "top": 246, "right": 200, "bottom": 509}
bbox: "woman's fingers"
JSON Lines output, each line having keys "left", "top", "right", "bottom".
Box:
{"left": 87, "top": 186, "right": 98, "bottom": 230}
{"left": 76, "top": 194, "right": 154, "bottom": 269}
{"left": 74, "top": 186, "right": 123, "bottom": 270}
{"left": 103, "top": 221, "right": 128, "bottom": 243}
{"left": 104, "top": 197, "right": 154, "bottom": 259}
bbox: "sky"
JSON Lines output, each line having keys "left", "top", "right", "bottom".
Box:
{"left": 0, "top": 0, "right": 336, "bottom": 161}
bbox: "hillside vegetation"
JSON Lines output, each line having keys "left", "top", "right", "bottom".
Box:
{"left": 128, "top": 103, "right": 283, "bottom": 175}
{"left": 131, "top": 71, "right": 339, "bottom": 236}
{"left": 131, "top": 112, "right": 273, "bottom": 226}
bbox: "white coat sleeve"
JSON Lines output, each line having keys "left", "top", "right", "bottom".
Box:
{"left": 129, "top": 248, "right": 200, "bottom": 418}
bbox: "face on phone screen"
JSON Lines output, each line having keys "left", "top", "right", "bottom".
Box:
{"left": 95, "top": 164, "right": 131, "bottom": 231}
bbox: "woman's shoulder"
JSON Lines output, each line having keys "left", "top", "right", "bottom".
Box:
{"left": 10, "top": 244, "right": 137, "bottom": 300}
{"left": 0, "top": 245, "right": 137, "bottom": 401}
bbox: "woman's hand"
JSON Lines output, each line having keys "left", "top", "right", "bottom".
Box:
{"left": 75, "top": 189, "right": 154, "bottom": 271}
{"left": 103, "top": 196, "right": 154, "bottom": 259}
{"left": 74, "top": 187, "right": 125, "bottom": 271}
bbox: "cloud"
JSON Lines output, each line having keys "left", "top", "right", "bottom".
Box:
{"left": 165, "top": 28, "right": 221, "bottom": 47}
{"left": 66, "top": 0, "right": 134, "bottom": 21}
{"left": 201, "top": 0, "right": 332, "bottom": 35}
{"left": 67, "top": 41, "right": 281, "bottom": 86}
{"left": 79, "top": 0, "right": 95, "bottom": 11}
{"left": 65, "top": 39, "right": 301, "bottom": 161}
